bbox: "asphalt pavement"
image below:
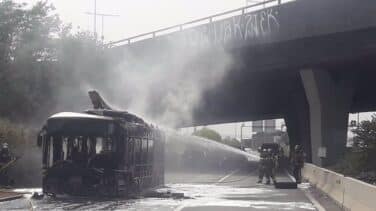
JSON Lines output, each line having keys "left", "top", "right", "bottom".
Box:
{"left": 165, "top": 168, "right": 317, "bottom": 211}
{"left": 0, "top": 162, "right": 339, "bottom": 210}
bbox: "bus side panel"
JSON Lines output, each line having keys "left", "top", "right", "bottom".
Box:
{"left": 152, "top": 130, "right": 165, "bottom": 186}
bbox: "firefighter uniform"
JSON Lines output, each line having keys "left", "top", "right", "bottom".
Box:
{"left": 258, "top": 149, "right": 276, "bottom": 184}
{"left": 292, "top": 145, "right": 305, "bottom": 183}
{"left": 0, "top": 143, "right": 11, "bottom": 163}
{"left": 269, "top": 150, "right": 277, "bottom": 184}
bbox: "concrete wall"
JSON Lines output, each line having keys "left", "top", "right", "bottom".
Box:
{"left": 302, "top": 163, "right": 376, "bottom": 211}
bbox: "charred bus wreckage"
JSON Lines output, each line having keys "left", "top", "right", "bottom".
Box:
{"left": 37, "top": 91, "right": 165, "bottom": 196}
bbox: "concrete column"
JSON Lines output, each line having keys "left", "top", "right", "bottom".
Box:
{"left": 300, "top": 69, "right": 354, "bottom": 166}
{"left": 284, "top": 89, "right": 311, "bottom": 162}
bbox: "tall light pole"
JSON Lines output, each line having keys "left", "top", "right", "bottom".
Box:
{"left": 94, "top": 0, "right": 97, "bottom": 41}
{"left": 357, "top": 112, "right": 360, "bottom": 128}
{"left": 240, "top": 123, "right": 244, "bottom": 141}
{"left": 240, "top": 123, "right": 244, "bottom": 150}
{"left": 234, "top": 124, "right": 237, "bottom": 140}
{"left": 85, "top": 12, "right": 119, "bottom": 41}
{"left": 240, "top": 123, "right": 253, "bottom": 150}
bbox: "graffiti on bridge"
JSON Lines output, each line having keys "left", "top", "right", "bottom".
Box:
{"left": 173, "top": 8, "right": 280, "bottom": 48}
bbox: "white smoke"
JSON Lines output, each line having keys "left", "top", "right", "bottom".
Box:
{"left": 104, "top": 33, "right": 234, "bottom": 127}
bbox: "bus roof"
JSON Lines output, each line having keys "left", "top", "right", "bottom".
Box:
{"left": 48, "top": 112, "right": 114, "bottom": 121}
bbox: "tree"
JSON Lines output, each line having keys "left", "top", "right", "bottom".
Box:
{"left": 351, "top": 115, "right": 376, "bottom": 172}
{"left": 192, "top": 127, "right": 222, "bottom": 143}
{"left": 0, "top": 0, "right": 61, "bottom": 121}
{"left": 0, "top": 0, "right": 110, "bottom": 123}
{"left": 222, "top": 136, "right": 241, "bottom": 149}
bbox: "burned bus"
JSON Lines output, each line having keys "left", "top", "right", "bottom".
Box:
{"left": 37, "top": 91, "right": 165, "bottom": 196}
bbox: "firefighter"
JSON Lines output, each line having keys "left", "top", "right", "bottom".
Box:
{"left": 257, "top": 148, "right": 275, "bottom": 184}
{"left": 0, "top": 143, "right": 11, "bottom": 163}
{"left": 268, "top": 148, "right": 277, "bottom": 184}
{"left": 292, "top": 145, "right": 305, "bottom": 183}
{"left": 278, "top": 146, "right": 286, "bottom": 169}
{"left": 257, "top": 148, "right": 268, "bottom": 184}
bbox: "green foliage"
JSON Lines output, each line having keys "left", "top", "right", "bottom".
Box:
{"left": 0, "top": 0, "right": 109, "bottom": 123}
{"left": 222, "top": 136, "right": 241, "bottom": 149}
{"left": 350, "top": 115, "right": 376, "bottom": 172}
{"left": 0, "top": 0, "right": 60, "bottom": 121}
{"left": 333, "top": 115, "right": 376, "bottom": 182}
{"left": 192, "top": 127, "right": 222, "bottom": 143}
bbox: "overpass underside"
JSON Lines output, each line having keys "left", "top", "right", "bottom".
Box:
{"left": 111, "top": 0, "right": 376, "bottom": 167}
{"left": 194, "top": 28, "right": 376, "bottom": 166}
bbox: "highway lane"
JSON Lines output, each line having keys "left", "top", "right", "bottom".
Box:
{"left": 0, "top": 161, "right": 322, "bottom": 210}
{"left": 166, "top": 168, "right": 317, "bottom": 211}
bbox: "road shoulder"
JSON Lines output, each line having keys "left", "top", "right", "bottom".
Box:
{"left": 284, "top": 170, "right": 343, "bottom": 211}
{"left": 300, "top": 183, "right": 344, "bottom": 211}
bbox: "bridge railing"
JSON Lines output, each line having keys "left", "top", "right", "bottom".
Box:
{"left": 108, "top": 0, "right": 294, "bottom": 46}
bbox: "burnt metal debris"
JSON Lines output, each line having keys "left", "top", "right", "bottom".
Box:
{"left": 37, "top": 90, "right": 165, "bottom": 196}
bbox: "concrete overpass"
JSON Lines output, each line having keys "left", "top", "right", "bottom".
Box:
{"left": 109, "top": 0, "right": 376, "bottom": 167}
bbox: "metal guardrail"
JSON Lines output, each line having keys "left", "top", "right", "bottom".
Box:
{"left": 108, "top": 0, "right": 286, "bottom": 46}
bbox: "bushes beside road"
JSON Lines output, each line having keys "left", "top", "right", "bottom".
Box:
{"left": 331, "top": 115, "right": 376, "bottom": 185}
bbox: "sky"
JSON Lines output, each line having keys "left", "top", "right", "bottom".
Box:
{"left": 17, "top": 0, "right": 248, "bottom": 42}
{"left": 16, "top": 0, "right": 376, "bottom": 139}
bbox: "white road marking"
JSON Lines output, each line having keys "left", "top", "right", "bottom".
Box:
{"left": 215, "top": 169, "right": 240, "bottom": 185}
{"left": 285, "top": 170, "right": 326, "bottom": 211}
{"left": 174, "top": 204, "right": 185, "bottom": 211}
{"left": 28, "top": 198, "right": 34, "bottom": 211}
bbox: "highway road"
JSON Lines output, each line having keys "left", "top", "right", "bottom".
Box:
{"left": 0, "top": 160, "right": 336, "bottom": 211}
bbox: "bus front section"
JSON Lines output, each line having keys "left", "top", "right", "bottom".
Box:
{"left": 38, "top": 112, "right": 126, "bottom": 196}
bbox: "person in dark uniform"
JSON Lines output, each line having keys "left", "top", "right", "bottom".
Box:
{"left": 268, "top": 149, "right": 277, "bottom": 184}
{"left": 258, "top": 148, "right": 275, "bottom": 184}
{"left": 257, "top": 148, "right": 267, "bottom": 184}
{"left": 0, "top": 143, "right": 11, "bottom": 163}
{"left": 0, "top": 142, "right": 13, "bottom": 186}
{"left": 292, "top": 145, "right": 305, "bottom": 183}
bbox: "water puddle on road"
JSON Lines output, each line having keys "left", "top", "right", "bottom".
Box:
{"left": 3, "top": 183, "right": 317, "bottom": 210}
{"left": 162, "top": 183, "right": 316, "bottom": 211}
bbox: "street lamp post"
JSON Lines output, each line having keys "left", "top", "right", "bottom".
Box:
{"left": 88, "top": 0, "right": 119, "bottom": 42}
{"left": 357, "top": 112, "right": 360, "bottom": 128}
{"left": 240, "top": 123, "right": 244, "bottom": 141}
{"left": 240, "top": 123, "right": 253, "bottom": 150}
{"left": 94, "top": 0, "right": 97, "bottom": 41}
{"left": 85, "top": 12, "right": 119, "bottom": 42}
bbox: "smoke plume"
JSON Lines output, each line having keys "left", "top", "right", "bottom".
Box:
{"left": 56, "top": 30, "right": 234, "bottom": 128}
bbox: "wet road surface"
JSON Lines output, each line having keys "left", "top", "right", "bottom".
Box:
{"left": 0, "top": 164, "right": 322, "bottom": 211}
{"left": 166, "top": 170, "right": 316, "bottom": 211}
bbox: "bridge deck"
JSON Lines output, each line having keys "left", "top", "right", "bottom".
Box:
{"left": 112, "top": 0, "right": 376, "bottom": 50}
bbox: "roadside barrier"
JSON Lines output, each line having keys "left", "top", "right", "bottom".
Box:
{"left": 302, "top": 163, "right": 376, "bottom": 211}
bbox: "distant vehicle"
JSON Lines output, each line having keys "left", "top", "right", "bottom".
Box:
{"left": 37, "top": 91, "right": 165, "bottom": 196}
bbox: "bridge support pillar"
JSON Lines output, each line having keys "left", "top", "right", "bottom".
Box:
{"left": 300, "top": 69, "right": 354, "bottom": 167}
{"left": 284, "top": 89, "right": 311, "bottom": 162}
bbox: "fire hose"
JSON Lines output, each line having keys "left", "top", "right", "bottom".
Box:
{"left": 0, "top": 156, "right": 20, "bottom": 174}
